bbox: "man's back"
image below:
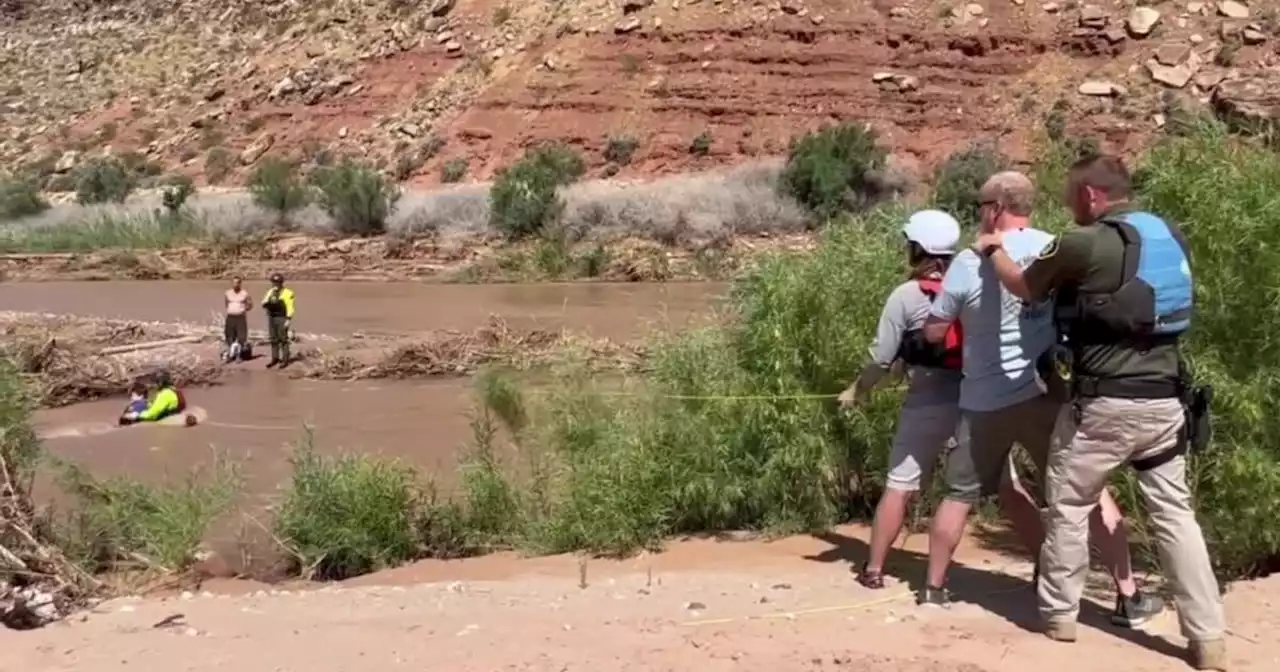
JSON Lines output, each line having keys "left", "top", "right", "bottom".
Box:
{"left": 931, "top": 228, "right": 1057, "bottom": 412}
{"left": 1049, "top": 221, "right": 1183, "bottom": 386}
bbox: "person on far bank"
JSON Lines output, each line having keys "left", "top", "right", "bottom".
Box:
{"left": 918, "top": 172, "right": 1161, "bottom": 629}
{"left": 978, "top": 155, "right": 1225, "bottom": 669}
{"left": 838, "top": 210, "right": 972, "bottom": 588}
{"left": 262, "top": 272, "right": 296, "bottom": 368}
{"left": 223, "top": 276, "right": 250, "bottom": 363}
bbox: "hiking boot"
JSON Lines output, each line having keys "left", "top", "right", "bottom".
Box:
{"left": 266, "top": 359, "right": 279, "bottom": 368}
{"left": 1111, "top": 590, "right": 1166, "bottom": 628}
{"left": 917, "top": 585, "right": 951, "bottom": 608}
{"left": 1043, "top": 619, "right": 1078, "bottom": 642}
{"left": 1189, "top": 639, "right": 1228, "bottom": 671}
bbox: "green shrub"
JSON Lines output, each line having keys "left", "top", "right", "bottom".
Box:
{"left": 311, "top": 160, "right": 400, "bottom": 236}
{"left": 274, "top": 437, "right": 421, "bottom": 580}
{"left": 780, "top": 122, "right": 887, "bottom": 221}
{"left": 0, "top": 175, "right": 49, "bottom": 220}
{"left": 931, "top": 142, "right": 1012, "bottom": 228}
{"left": 492, "top": 4, "right": 511, "bottom": 25}
{"left": 1127, "top": 120, "right": 1280, "bottom": 578}
{"left": 452, "top": 122, "right": 1280, "bottom": 581}
{"left": 248, "top": 156, "right": 311, "bottom": 221}
{"left": 459, "top": 210, "right": 906, "bottom": 555}
{"left": 422, "top": 135, "right": 447, "bottom": 160}
{"left": 57, "top": 458, "right": 240, "bottom": 573}
{"left": 74, "top": 156, "right": 136, "bottom": 205}
{"left": 689, "top": 131, "right": 712, "bottom": 156}
{"left": 117, "top": 150, "right": 163, "bottom": 178}
{"left": 604, "top": 135, "right": 639, "bottom": 165}
{"left": 0, "top": 358, "right": 41, "bottom": 496}
{"left": 159, "top": 173, "right": 196, "bottom": 214}
{"left": 440, "top": 157, "right": 468, "bottom": 183}
{"left": 204, "top": 147, "right": 233, "bottom": 185}
{"left": 489, "top": 143, "right": 585, "bottom": 240}
{"left": 0, "top": 211, "right": 207, "bottom": 253}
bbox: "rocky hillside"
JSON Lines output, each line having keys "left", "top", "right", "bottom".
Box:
{"left": 3, "top": 0, "right": 1278, "bottom": 189}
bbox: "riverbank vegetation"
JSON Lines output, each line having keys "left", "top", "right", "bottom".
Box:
{"left": 4, "top": 118, "right": 1280, "bottom": 625}
{"left": 347, "top": 119, "right": 1280, "bottom": 581}
{"left": 0, "top": 154, "right": 825, "bottom": 277}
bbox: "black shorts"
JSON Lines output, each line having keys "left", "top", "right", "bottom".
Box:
{"left": 224, "top": 314, "right": 248, "bottom": 345}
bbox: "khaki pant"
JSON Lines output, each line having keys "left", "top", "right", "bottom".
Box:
{"left": 1039, "top": 396, "right": 1225, "bottom": 642}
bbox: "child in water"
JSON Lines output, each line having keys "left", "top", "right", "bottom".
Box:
{"left": 119, "top": 383, "right": 148, "bottom": 426}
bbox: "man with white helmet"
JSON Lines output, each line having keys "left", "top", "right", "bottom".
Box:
{"left": 838, "top": 209, "right": 966, "bottom": 589}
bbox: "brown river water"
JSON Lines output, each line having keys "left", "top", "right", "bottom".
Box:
{"left": 12, "top": 280, "right": 726, "bottom": 504}
{"left": 32, "top": 376, "right": 478, "bottom": 496}
{"left": 0, "top": 280, "right": 727, "bottom": 340}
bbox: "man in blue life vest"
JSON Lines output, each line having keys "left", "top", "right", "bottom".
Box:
{"left": 978, "top": 155, "right": 1225, "bottom": 670}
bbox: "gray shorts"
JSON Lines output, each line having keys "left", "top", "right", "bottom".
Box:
{"left": 886, "top": 402, "right": 961, "bottom": 491}
{"left": 944, "top": 394, "right": 1062, "bottom": 503}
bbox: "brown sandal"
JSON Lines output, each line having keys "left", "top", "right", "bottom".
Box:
{"left": 857, "top": 564, "right": 886, "bottom": 589}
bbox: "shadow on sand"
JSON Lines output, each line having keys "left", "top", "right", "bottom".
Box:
{"left": 801, "top": 528, "right": 1187, "bottom": 663}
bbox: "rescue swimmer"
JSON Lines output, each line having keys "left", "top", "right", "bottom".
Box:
{"left": 118, "top": 371, "right": 191, "bottom": 426}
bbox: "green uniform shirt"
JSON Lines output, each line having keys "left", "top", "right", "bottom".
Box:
{"left": 1021, "top": 207, "right": 1190, "bottom": 386}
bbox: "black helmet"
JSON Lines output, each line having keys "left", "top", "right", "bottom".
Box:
{"left": 154, "top": 370, "right": 172, "bottom": 388}
{"left": 270, "top": 273, "right": 284, "bottom": 284}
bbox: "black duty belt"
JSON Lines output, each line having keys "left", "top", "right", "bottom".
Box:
{"left": 1074, "top": 376, "right": 1180, "bottom": 399}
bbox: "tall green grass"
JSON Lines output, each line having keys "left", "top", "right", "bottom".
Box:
{"left": 438, "top": 122, "right": 1280, "bottom": 579}
{"left": 0, "top": 211, "right": 209, "bottom": 253}
{"left": 1125, "top": 121, "right": 1280, "bottom": 577}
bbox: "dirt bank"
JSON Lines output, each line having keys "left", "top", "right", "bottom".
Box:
{"left": 0, "top": 232, "right": 806, "bottom": 283}
{"left": 11, "top": 0, "right": 1275, "bottom": 187}
{"left": 2, "top": 525, "right": 1275, "bottom": 671}
{"left": 0, "top": 311, "right": 645, "bottom": 408}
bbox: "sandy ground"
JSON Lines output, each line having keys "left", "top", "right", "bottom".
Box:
{"left": 2, "top": 525, "right": 1276, "bottom": 672}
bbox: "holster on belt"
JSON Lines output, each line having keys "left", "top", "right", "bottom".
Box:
{"left": 1035, "top": 343, "right": 1075, "bottom": 403}
{"left": 1181, "top": 381, "right": 1214, "bottom": 454}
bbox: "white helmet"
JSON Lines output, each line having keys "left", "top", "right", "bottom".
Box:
{"left": 902, "top": 209, "right": 961, "bottom": 256}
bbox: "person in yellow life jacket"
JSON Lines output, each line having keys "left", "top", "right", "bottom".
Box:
{"left": 121, "top": 371, "right": 187, "bottom": 424}
{"left": 262, "top": 272, "right": 296, "bottom": 368}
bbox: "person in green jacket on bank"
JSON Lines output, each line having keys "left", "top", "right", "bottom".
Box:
{"left": 262, "top": 272, "right": 296, "bottom": 368}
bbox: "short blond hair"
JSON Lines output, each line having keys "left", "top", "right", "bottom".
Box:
{"left": 979, "top": 171, "right": 1035, "bottom": 217}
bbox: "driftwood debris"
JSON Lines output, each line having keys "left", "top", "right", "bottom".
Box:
{"left": 98, "top": 336, "right": 202, "bottom": 356}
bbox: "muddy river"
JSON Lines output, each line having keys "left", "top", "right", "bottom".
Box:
{"left": 33, "top": 377, "right": 482, "bottom": 497}
{"left": 17, "top": 280, "right": 727, "bottom": 502}
{"left": 0, "top": 280, "right": 728, "bottom": 341}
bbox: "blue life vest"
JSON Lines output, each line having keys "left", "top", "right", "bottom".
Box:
{"left": 1066, "top": 211, "right": 1193, "bottom": 342}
